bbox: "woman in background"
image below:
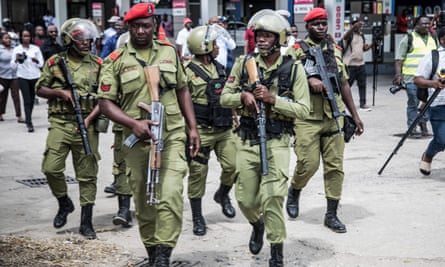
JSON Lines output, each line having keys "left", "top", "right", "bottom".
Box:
{"left": 11, "top": 29, "right": 43, "bottom": 132}
{"left": 0, "top": 32, "right": 23, "bottom": 123}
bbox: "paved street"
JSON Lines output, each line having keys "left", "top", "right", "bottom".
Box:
{"left": 0, "top": 74, "right": 444, "bottom": 266}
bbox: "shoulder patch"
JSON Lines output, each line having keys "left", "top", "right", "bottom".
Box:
{"left": 100, "top": 82, "right": 111, "bottom": 92}
{"left": 156, "top": 39, "right": 174, "bottom": 47}
{"left": 109, "top": 51, "right": 121, "bottom": 61}
{"left": 96, "top": 58, "right": 103, "bottom": 65}
{"left": 293, "top": 43, "right": 300, "bottom": 49}
{"left": 47, "top": 58, "right": 56, "bottom": 67}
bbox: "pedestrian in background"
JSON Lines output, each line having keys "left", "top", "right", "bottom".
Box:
{"left": 221, "top": 10, "right": 310, "bottom": 266}
{"left": 414, "top": 26, "right": 445, "bottom": 176}
{"left": 33, "top": 25, "right": 46, "bottom": 47}
{"left": 35, "top": 18, "right": 102, "bottom": 240}
{"left": 341, "top": 17, "right": 373, "bottom": 111}
{"left": 175, "top": 17, "right": 193, "bottom": 61}
{"left": 98, "top": 3, "right": 200, "bottom": 266}
{"left": 11, "top": 29, "right": 44, "bottom": 132}
{"left": 0, "top": 32, "right": 23, "bottom": 123}
{"left": 395, "top": 15, "right": 437, "bottom": 136}
{"left": 40, "top": 25, "right": 64, "bottom": 61}
{"left": 286, "top": 7, "right": 364, "bottom": 234}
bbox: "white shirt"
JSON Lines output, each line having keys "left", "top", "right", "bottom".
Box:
{"left": 415, "top": 47, "right": 445, "bottom": 107}
{"left": 11, "top": 44, "right": 44, "bottom": 80}
{"left": 215, "top": 35, "right": 236, "bottom": 68}
{"left": 175, "top": 27, "right": 192, "bottom": 57}
{"left": 102, "top": 27, "right": 117, "bottom": 46}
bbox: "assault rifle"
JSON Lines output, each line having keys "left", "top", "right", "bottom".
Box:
{"left": 244, "top": 55, "right": 268, "bottom": 175}
{"left": 58, "top": 57, "right": 92, "bottom": 155}
{"left": 124, "top": 65, "right": 164, "bottom": 205}
{"left": 309, "top": 47, "right": 344, "bottom": 134}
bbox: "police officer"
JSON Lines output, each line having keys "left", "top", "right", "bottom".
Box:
{"left": 221, "top": 10, "right": 310, "bottom": 266}
{"left": 97, "top": 3, "right": 200, "bottom": 266}
{"left": 285, "top": 8, "right": 364, "bottom": 233}
{"left": 35, "top": 18, "right": 102, "bottom": 239}
{"left": 184, "top": 25, "right": 238, "bottom": 236}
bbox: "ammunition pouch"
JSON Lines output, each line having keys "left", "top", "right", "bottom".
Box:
{"left": 48, "top": 94, "right": 96, "bottom": 115}
{"left": 95, "top": 114, "right": 110, "bottom": 133}
{"left": 239, "top": 116, "right": 293, "bottom": 145}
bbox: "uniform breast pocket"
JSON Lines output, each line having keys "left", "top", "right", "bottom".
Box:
{"left": 120, "top": 68, "right": 142, "bottom": 95}
{"left": 190, "top": 77, "right": 208, "bottom": 103}
{"left": 163, "top": 94, "right": 185, "bottom": 132}
{"left": 159, "top": 63, "right": 177, "bottom": 90}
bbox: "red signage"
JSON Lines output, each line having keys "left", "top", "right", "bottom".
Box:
{"left": 172, "top": 0, "right": 186, "bottom": 9}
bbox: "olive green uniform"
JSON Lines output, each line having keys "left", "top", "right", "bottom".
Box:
{"left": 112, "top": 123, "right": 132, "bottom": 195}
{"left": 97, "top": 41, "right": 188, "bottom": 248}
{"left": 286, "top": 38, "right": 349, "bottom": 200}
{"left": 220, "top": 54, "right": 310, "bottom": 243}
{"left": 185, "top": 58, "right": 237, "bottom": 198}
{"left": 35, "top": 52, "right": 101, "bottom": 206}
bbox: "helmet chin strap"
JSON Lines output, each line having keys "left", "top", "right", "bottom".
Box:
{"left": 70, "top": 40, "right": 90, "bottom": 57}
{"left": 258, "top": 40, "right": 280, "bottom": 57}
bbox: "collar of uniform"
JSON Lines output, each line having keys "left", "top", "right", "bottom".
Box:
{"left": 255, "top": 53, "right": 283, "bottom": 73}
{"left": 126, "top": 40, "right": 159, "bottom": 55}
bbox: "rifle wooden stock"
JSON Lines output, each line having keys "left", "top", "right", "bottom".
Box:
{"left": 58, "top": 57, "right": 92, "bottom": 156}
{"left": 244, "top": 56, "right": 269, "bottom": 175}
{"left": 144, "top": 65, "right": 163, "bottom": 205}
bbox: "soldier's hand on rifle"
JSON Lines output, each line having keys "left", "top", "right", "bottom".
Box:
{"left": 131, "top": 119, "right": 158, "bottom": 141}
{"left": 253, "top": 84, "right": 274, "bottom": 104}
{"left": 58, "top": 89, "right": 75, "bottom": 107}
{"left": 241, "top": 91, "right": 259, "bottom": 113}
{"left": 308, "top": 77, "right": 326, "bottom": 94}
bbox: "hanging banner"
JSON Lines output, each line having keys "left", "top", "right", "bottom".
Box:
{"left": 294, "top": 0, "right": 314, "bottom": 14}
{"left": 325, "top": 0, "right": 345, "bottom": 41}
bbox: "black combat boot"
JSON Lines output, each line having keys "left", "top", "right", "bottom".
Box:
{"left": 145, "top": 246, "right": 156, "bottom": 267}
{"left": 249, "top": 218, "right": 264, "bottom": 255}
{"left": 286, "top": 187, "right": 301, "bottom": 219}
{"left": 53, "top": 195, "right": 75, "bottom": 228}
{"left": 79, "top": 204, "right": 97, "bottom": 239}
{"left": 213, "top": 184, "right": 236, "bottom": 218}
{"left": 324, "top": 198, "right": 347, "bottom": 233}
{"left": 269, "top": 243, "right": 284, "bottom": 267}
{"left": 190, "top": 198, "right": 206, "bottom": 236}
{"left": 154, "top": 245, "right": 173, "bottom": 267}
{"left": 112, "top": 195, "right": 133, "bottom": 227}
{"left": 104, "top": 179, "right": 116, "bottom": 194}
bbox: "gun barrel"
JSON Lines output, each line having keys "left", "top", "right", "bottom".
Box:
{"left": 59, "top": 57, "right": 92, "bottom": 155}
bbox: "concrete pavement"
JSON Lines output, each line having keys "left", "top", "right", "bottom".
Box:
{"left": 0, "top": 73, "right": 444, "bottom": 266}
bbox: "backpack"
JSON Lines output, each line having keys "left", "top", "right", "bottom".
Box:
{"left": 417, "top": 49, "right": 439, "bottom": 102}
{"left": 338, "top": 33, "right": 365, "bottom": 55}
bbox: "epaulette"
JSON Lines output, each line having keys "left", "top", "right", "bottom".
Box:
{"left": 109, "top": 50, "right": 121, "bottom": 61}
{"left": 96, "top": 57, "right": 103, "bottom": 65}
{"left": 155, "top": 39, "right": 174, "bottom": 47}
{"left": 47, "top": 57, "right": 57, "bottom": 67}
{"left": 335, "top": 44, "right": 343, "bottom": 51}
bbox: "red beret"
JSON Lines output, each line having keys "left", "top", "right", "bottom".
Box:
{"left": 123, "top": 3, "right": 155, "bottom": 23}
{"left": 303, "top": 7, "right": 328, "bottom": 22}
